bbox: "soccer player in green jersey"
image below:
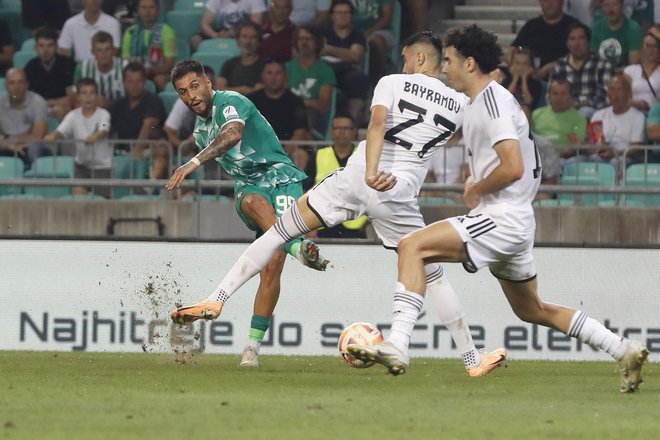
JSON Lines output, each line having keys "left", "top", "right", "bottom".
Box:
{"left": 166, "top": 60, "right": 329, "bottom": 367}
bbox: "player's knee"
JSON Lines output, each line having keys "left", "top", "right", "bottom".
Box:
{"left": 241, "top": 193, "right": 267, "bottom": 213}
{"left": 398, "top": 234, "right": 422, "bottom": 258}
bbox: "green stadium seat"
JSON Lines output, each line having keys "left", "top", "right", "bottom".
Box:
{"left": 534, "top": 198, "right": 575, "bottom": 207}
{"left": 175, "top": 38, "right": 191, "bottom": 63}
{"left": 174, "top": 0, "right": 206, "bottom": 10}
{"left": 20, "top": 38, "right": 35, "bottom": 51}
{"left": 111, "top": 155, "right": 148, "bottom": 199}
{"left": 558, "top": 162, "right": 616, "bottom": 206}
{"left": 197, "top": 38, "right": 239, "bottom": 56}
{"left": 625, "top": 163, "right": 660, "bottom": 207}
{"left": 159, "top": 91, "right": 179, "bottom": 113}
{"left": 191, "top": 51, "right": 234, "bottom": 76}
{"left": 418, "top": 197, "right": 457, "bottom": 205}
{"left": 0, "top": 193, "right": 44, "bottom": 199}
{"left": 0, "top": 156, "right": 24, "bottom": 196}
{"left": 121, "top": 194, "right": 162, "bottom": 200}
{"left": 23, "top": 155, "right": 74, "bottom": 198}
{"left": 166, "top": 10, "right": 204, "bottom": 45}
{"left": 145, "top": 79, "right": 157, "bottom": 93}
{"left": 181, "top": 193, "right": 232, "bottom": 202}
{"left": 0, "top": 77, "right": 5, "bottom": 95}
{"left": 12, "top": 50, "right": 36, "bottom": 69}
{"left": 47, "top": 116, "right": 59, "bottom": 132}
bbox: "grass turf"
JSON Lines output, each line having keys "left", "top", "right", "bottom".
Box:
{"left": 0, "top": 351, "right": 657, "bottom": 439}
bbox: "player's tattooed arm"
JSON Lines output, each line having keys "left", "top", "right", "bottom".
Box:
{"left": 165, "top": 121, "right": 244, "bottom": 190}
{"left": 196, "top": 121, "right": 244, "bottom": 164}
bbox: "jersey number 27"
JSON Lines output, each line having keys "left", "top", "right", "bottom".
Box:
{"left": 384, "top": 99, "right": 456, "bottom": 158}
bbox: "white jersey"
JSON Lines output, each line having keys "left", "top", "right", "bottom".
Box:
{"left": 348, "top": 73, "right": 468, "bottom": 191}
{"left": 463, "top": 81, "right": 541, "bottom": 231}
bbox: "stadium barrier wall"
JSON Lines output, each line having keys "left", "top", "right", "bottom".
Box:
{"left": 1, "top": 240, "right": 658, "bottom": 362}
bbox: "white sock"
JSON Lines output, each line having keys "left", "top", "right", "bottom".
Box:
{"left": 426, "top": 265, "right": 480, "bottom": 368}
{"left": 206, "top": 203, "right": 310, "bottom": 303}
{"left": 387, "top": 283, "right": 424, "bottom": 353}
{"left": 245, "top": 339, "right": 260, "bottom": 352}
{"left": 567, "top": 311, "right": 628, "bottom": 361}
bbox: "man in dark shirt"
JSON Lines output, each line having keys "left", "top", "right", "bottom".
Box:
{"left": 260, "top": 0, "right": 295, "bottom": 62}
{"left": 248, "top": 60, "right": 311, "bottom": 182}
{"left": 24, "top": 27, "right": 76, "bottom": 121}
{"left": 109, "top": 62, "right": 167, "bottom": 178}
{"left": 0, "top": 20, "right": 13, "bottom": 77}
{"left": 214, "top": 21, "right": 265, "bottom": 95}
{"left": 509, "top": 0, "right": 579, "bottom": 80}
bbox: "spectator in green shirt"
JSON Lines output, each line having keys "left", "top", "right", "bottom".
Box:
{"left": 590, "top": 0, "right": 643, "bottom": 68}
{"left": 121, "top": 0, "right": 176, "bottom": 91}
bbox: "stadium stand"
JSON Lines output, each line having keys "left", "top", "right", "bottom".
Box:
{"left": 625, "top": 163, "right": 660, "bottom": 207}
{"left": 558, "top": 162, "right": 617, "bottom": 206}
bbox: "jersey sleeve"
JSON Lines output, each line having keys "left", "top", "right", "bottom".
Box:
{"left": 484, "top": 90, "right": 519, "bottom": 147}
{"left": 370, "top": 75, "right": 395, "bottom": 110}
{"left": 58, "top": 20, "right": 73, "bottom": 50}
{"left": 216, "top": 93, "right": 250, "bottom": 129}
{"left": 56, "top": 111, "right": 74, "bottom": 138}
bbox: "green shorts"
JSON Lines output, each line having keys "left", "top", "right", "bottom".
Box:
{"left": 234, "top": 182, "right": 303, "bottom": 234}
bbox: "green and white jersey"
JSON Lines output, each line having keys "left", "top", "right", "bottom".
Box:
{"left": 73, "top": 57, "right": 127, "bottom": 101}
{"left": 193, "top": 90, "right": 306, "bottom": 192}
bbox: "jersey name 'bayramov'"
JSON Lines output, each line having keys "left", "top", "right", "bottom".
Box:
{"left": 403, "top": 81, "right": 461, "bottom": 113}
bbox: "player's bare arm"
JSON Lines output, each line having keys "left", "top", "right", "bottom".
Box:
{"left": 464, "top": 139, "right": 524, "bottom": 208}
{"left": 365, "top": 104, "right": 397, "bottom": 191}
{"left": 165, "top": 121, "right": 244, "bottom": 190}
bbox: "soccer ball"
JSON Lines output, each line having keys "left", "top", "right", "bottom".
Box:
{"left": 338, "top": 322, "right": 383, "bottom": 368}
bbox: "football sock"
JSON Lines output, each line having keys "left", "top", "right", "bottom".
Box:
{"left": 425, "top": 265, "right": 480, "bottom": 368}
{"left": 206, "top": 204, "right": 309, "bottom": 303}
{"left": 387, "top": 282, "right": 424, "bottom": 353}
{"left": 567, "top": 310, "right": 628, "bottom": 361}
{"left": 247, "top": 314, "right": 271, "bottom": 352}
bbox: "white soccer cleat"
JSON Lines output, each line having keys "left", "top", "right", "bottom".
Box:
{"left": 347, "top": 341, "right": 410, "bottom": 376}
{"left": 618, "top": 340, "right": 649, "bottom": 393}
{"left": 239, "top": 345, "right": 259, "bottom": 368}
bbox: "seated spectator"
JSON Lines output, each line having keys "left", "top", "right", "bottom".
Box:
{"left": 509, "top": 0, "right": 579, "bottom": 80}
{"left": 109, "top": 62, "right": 166, "bottom": 179}
{"left": 590, "top": 73, "right": 646, "bottom": 165}
{"left": 623, "top": 30, "right": 660, "bottom": 114}
{"left": 214, "top": 21, "right": 265, "bottom": 95}
{"left": 286, "top": 25, "right": 336, "bottom": 138}
{"left": 260, "top": 0, "right": 295, "bottom": 62}
{"left": 74, "top": 31, "right": 127, "bottom": 108}
{"left": 248, "top": 60, "right": 311, "bottom": 173}
{"left": 44, "top": 78, "right": 113, "bottom": 198}
{"left": 24, "top": 27, "right": 77, "bottom": 121}
{"left": 58, "top": 0, "right": 121, "bottom": 62}
{"left": 644, "top": 101, "right": 660, "bottom": 163}
{"left": 0, "top": 20, "right": 14, "bottom": 77}
{"left": 321, "top": 0, "right": 368, "bottom": 124}
{"left": 122, "top": 0, "right": 176, "bottom": 92}
{"left": 21, "top": 0, "right": 71, "bottom": 32}
{"left": 503, "top": 46, "right": 543, "bottom": 119}
{"left": 191, "top": 0, "right": 266, "bottom": 52}
{"left": 590, "top": 0, "right": 642, "bottom": 68}
{"left": 290, "top": 0, "right": 330, "bottom": 27}
{"left": 551, "top": 22, "right": 614, "bottom": 118}
{"left": 0, "top": 68, "right": 50, "bottom": 167}
{"left": 306, "top": 114, "right": 367, "bottom": 238}
{"left": 351, "top": 0, "right": 394, "bottom": 82}
{"left": 532, "top": 79, "right": 588, "bottom": 160}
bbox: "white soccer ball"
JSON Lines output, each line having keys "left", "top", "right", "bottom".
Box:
{"left": 338, "top": 321, "right": 384, "bottom": 368}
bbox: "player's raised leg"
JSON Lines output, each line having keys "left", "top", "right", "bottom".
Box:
{"left": 499, "top": 278, "right": 648, "bottom": 392}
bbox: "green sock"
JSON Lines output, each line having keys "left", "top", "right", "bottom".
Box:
{"left": 284, "top": 237, "right": 303, "bottom": 258}
{"left": 249, "top": 314, "right": 271, "bottom": 344}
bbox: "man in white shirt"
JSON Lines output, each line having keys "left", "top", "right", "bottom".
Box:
{"left": 168, "top": 32, "right": 506, "bottom": 378}
{"left": 350, "top": 24, "right": 648, "bottom": 393}
{"left": 58, "top": 0, "right": 121, "bottom": 62}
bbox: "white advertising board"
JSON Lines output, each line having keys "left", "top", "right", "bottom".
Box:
{"left": 1, "top": 240, "right": 658, "bottom": 362}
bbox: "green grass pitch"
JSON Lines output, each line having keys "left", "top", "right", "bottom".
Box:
{"left": 0, "top": 351, "right": 657, "bottom": 439}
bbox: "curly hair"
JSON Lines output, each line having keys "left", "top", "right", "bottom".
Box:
{"left": 444, "top": 25, "right": 502, "bottom": 74}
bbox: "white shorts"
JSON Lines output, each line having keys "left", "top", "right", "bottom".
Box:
{"left": 447, "top": 213, "right": 537, "bottom": 282}
{"left": 307, "top": 165, "right": 424, "bottom": 249}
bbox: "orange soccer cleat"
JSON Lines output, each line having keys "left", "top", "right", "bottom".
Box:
{"left": 466, "top": 348, "right": 507, "bottom": 377}
{"left": 170, "top": 300, "right": 224, "bottom": 325}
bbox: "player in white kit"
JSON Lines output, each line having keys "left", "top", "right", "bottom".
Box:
{"left": 170, "top": 31, "right": 506, "bottom": 377}
{"left": 349, "top": 25, "right": 649, "bottom": 392}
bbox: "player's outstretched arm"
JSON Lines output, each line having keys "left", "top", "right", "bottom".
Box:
{"left": 165, "top": 121, "right": 244, "bottom": 190}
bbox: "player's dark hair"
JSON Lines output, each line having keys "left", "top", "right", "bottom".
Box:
{"left": 76, "top": 77, "right": 98, "bottom": 93}
{"left": 567, "top": 22, "right": 591, "bottom": 42}
{"left": 202, "top": 64, "right": 215, "bottom": 79}
{"left": 171, "top": 60, "right": 205, "bottom": 87}
{"left": 401, "top": 31, "right": 443, "bottom": 59}
{"left": 34, "top": 26, "right": 58, "bottom": 43}
{"left": 444, "top": 25, "right": 502, "bottom": 74}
